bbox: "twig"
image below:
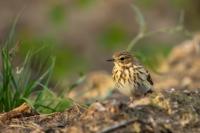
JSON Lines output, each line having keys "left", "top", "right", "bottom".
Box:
{"left": 127, "top": 5, "right": 146, "bottom": 51}
{"left": 127, "top": 5, "right": 192, "bottom": 52}
{"left": 98, "top": 118, "right": 141, "bottom": 133}
{"left": 0, "top": 103, "right": 31, "bottom": 123}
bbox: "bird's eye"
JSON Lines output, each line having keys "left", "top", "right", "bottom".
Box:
{"left": 120, "top": 57, "right": 125, "bottom": 61}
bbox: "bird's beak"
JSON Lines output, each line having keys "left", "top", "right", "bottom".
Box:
{"left": 106, "top": 58, "right": 114, "bottom": 62}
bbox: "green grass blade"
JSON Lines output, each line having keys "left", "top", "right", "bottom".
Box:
{"left": 22, "top": 57, "right": 55, "bottom": 98}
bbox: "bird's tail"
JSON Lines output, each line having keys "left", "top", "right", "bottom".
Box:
{"left": 145, "top": 88, "right": 154, "bottom": 96}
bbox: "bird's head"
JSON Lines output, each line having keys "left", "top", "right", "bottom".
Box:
{"left": 107, "top": 51, "right": 133, "bottom": 67}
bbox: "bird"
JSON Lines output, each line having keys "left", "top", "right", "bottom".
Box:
{"left": 107, "top": 51, "right": 154, "bottom": 99}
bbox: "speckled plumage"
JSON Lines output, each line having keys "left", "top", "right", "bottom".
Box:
{"left": 109, "top": 51, "right": 153, "bottom": 97}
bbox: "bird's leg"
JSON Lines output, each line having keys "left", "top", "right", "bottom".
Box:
{"left": 129, "top": 96, "right": 134, "bottom": 103}
{"left": 128, "top": 96, "right": 135, "bottom": 108}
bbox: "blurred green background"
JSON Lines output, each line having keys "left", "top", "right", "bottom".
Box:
{"left": 0, "top": 0, "right": 199, "bottom": 83}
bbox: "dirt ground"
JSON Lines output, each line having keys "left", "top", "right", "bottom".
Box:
{"left": 1, "top": 36, "right": 200, "bottom": 133}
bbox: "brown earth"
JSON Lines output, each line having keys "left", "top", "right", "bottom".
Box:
{"left": 1, "top": 36, "right": 200, "bottom": 133}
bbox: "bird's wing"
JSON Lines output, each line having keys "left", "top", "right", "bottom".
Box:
{"left": 134, "top": 65, "right": 153, "bottom": 85}
{"left": 134, "top": 65, "right": 154, "bottom": 94}
{"left": 146, "top": 72, "right": 153, "bottom": 85}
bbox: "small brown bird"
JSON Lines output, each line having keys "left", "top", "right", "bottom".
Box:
{"left": 107, "top": 51, "right": 153, "bottom": 98}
